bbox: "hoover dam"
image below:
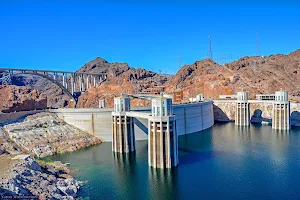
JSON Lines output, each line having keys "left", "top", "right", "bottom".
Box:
{"left": 50, "top": 100, "right": 215, "bottom": 142}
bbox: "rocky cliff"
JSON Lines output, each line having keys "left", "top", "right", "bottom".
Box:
{"left": 2, "top": 112, "right": 101, "bottom": 157}
{"left": 76, "top": 57, "right": 169, "bottom": 108}
{"left": 7, "top": 74, "right": 71, "bottom": 108}
{"left": 2, "top": 49, "right": 299, "bottom": 109}
{"left": 0, "top": 155, "right": 81, "bottom": 199}
{"left": 0, "top": 85, "right": 47, "bottom": 113}
{"left": 165, "top": 49, "right": 300, "bottom": 101}
{"left": 0, "top": 112, "right": 102, "bottom": 199}
{"left": 79, "top": 49, "right": 300, "bottom": 108}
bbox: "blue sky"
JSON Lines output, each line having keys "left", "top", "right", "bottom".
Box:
{"left": 0, "top": 0, "right": 299, "bottom": 74}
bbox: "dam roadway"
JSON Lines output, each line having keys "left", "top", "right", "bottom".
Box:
{"left": 49, "top": 100, "right": 214, "bottom": 141}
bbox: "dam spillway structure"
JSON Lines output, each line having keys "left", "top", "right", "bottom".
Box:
{"left": 272, "top": 89, "right": 290, "bottom": 130}
{"left": 112, "top": 95, "right": 135, "bottom": 153}
{"left": 235, "top": 91, "right": 250, "bottom": 126}
{"left": 148, "top": 95, "right": 179, "bottom": 168}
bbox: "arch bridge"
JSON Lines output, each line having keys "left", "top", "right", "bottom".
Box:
{"left": 0, "top": 68, "right": 107, "bottom": 102}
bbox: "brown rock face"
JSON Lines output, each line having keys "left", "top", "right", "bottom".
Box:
{"left": 3, "top": 112, "right": 101, "bottom": 158}
{"left": 76, "top": 57, "right": 130, "bottom": 77}
{"left": 3, "top": 49, "right": 299, "bottom": 109}
{"left": 0, "top": 86, "right": 47, "bottom": 113}
{"left": 76, "top": 58, "right": 169, "bottom": 108}
{"left": 165, "top": 49, "right": 300, "bottom": 101}
{"left": 10, "top": 74, "right": 71, "bottom": 108}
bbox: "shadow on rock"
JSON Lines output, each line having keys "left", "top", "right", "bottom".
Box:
{"left": 251, "top": 109, "right": 272, "bottom": 124}
{"left": 291, "top": 111, "right": 300, "bottom": 127}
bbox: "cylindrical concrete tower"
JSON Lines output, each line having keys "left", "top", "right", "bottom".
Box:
{"left": 272, "top": 89, "right": 290, "bottom": 130}
{"left": 112, "top": 95, "right": 135, "bottom": 153}
{"left": 235, "top": 91, "right": 250, "bottom": 126}
{"left": 148, "top": 95, "right": 178, "bottom": 168}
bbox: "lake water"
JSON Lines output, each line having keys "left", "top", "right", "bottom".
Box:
{"left": 50, "top": 123, "right": 300, "bottom": 200}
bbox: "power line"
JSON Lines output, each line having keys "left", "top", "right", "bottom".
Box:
{"left": 208, "top": 35, "right": 213, "bottom": 60}
{"left": 177, "top": 56, "right": 183, "bottom": 73}
{"left": 256, "top": 31, "right": 260, "bottom": 56}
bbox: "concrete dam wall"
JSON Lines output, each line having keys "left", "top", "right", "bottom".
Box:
{"left": 50, "top": 101, "right": 214, "bottom": 141}
{"left": 213, "top": 101, "right": 300, "bottom": 127}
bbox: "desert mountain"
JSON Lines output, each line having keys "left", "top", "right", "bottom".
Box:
{"left": 0, "top": 85, "right": 47, "bottom": 113}
{"left": 76, "top": 58, "right": 170, "bottom": 108}
{"left": 1, "top": 49, "right": 299, "bottom": 110}
{"left": 165, "top": 49, "right": 300, "bottom": 101}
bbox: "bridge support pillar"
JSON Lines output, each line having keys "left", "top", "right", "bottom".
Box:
{"left": 86, "top": 75, "right": 89, "bottom": 90}
{"left": 62, "top": 73, "right": 65, "bottom": 88}
{"left": 112, "top": 95, "right": 135, "bottom": 153}
{"left": 148, "top": 95, "right": 178, "bottom": 168}
{"left": 272, "top": 89, "right": 290, "bottom": 130}
{"left": 235, "top": 91, "right": 250, "bottom": 126}
{"left": 78, "top": 75, "right": 81, "bottom": 92}
{"left": 81, "top": 74, "right": 85, "bottom": 92}
{"left": 71, "top": 74, "right": 75, "bottom": 95}
{"left": 65, "top": 74, "right": 68, "bottom": 89}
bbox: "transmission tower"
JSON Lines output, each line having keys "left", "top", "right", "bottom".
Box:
{"left": 256, "top": 31, "right": 260, "bottom": 57}
{"left": 208, "top": 35, "right": 213, "bottom": 60}
{"left": 157, "top": 70, "right": 162, "bottom": 86}
{"left": 177, "top": 56, "right": 183, "bottom": 73}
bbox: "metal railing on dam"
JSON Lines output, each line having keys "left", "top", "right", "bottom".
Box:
{"left": 49, "top": 101, "right": 214, "bottom": 141}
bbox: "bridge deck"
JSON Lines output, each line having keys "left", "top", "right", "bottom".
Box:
{"left": 0, "top": 67, "right": 106, "bottom": 75}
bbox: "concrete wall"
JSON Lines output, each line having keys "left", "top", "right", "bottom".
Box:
{"left": 52, "top": 108, "right": 112, "bottom": 141}
{"left": 173, "top": 101, "right": 214, "bottom": 136}
{"left": 50, "top": 101, "right": 214, "bottom": 141}
{"left": 213, "top": 101, "right": 300, "bottom": 127}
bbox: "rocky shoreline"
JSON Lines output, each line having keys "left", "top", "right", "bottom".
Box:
{"left": 2, "top": 112, "right": 101, "bottom": 158}
{"left": 0, "top": 112, "right": 102, "bottom": 199}
{"left": 0, "top": 155, "right": 81, "bottom": 199}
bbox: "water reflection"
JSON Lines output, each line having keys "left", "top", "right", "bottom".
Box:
{"left": 48, "top": 124, "right": 300, "bottom": 200}
{"left": 236, "top": 126, "right": 251, "bottom": 142}
{"left": 113, "top": 152, "right": 137, "bottom": 170}
{"left": 112, "top": 152, "right": 142, "bottom": 199}
{"left": 273, "top": 129, "right": 290, "bottom": 138}
{"left": 179, "top": 127, "right": 214, "bottom": 150}
{"left": 148, "top": 167, "right": 179, "bottom": 200}
{"left": 179, "top": 127, "right": 216, "bottom": 165}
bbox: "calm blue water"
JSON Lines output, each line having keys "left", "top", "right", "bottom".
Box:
{"left": 50, "top": 123, "right": 300, "bottom": 200}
